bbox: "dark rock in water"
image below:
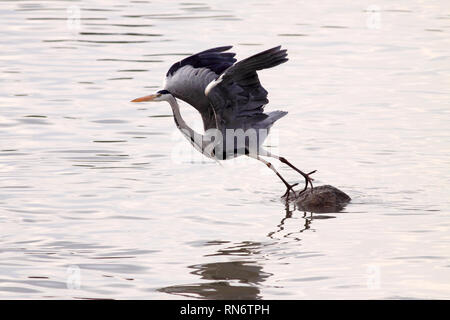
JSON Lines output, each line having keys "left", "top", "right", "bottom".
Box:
{"left": 283, "top": 185, "right": 351, "bottom": 213}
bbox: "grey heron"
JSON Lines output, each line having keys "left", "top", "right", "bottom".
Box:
{"left": 131, "top": 45, "right": 315, "bottom": 198}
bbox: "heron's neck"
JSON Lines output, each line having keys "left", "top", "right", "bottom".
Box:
{"left": 167, "top": 95, "right": 202, "bottom": 144}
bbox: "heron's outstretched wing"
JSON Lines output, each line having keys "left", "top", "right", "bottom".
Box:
{"left": 205, "top": 46, "right": 288, "bottom": 129}
{"left": 163, "top": 46, "right": 236, "bottom": 127}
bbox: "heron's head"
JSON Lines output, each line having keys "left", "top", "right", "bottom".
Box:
{"left": 131, "top": 89, "right": 172, "bottom": 103}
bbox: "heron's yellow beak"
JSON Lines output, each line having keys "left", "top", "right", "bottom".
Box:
{"left": 131, "top": 94, "right": 157, "bottom": 102}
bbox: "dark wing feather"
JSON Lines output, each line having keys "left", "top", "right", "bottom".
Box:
{"left": 205, "top": 46, "right": 288, "bottom": 129}
{"left": 164, "top": 46, "right": 236, "bottom": 126}
{"left": 166, "top": 46, "right": 236, "bottom": 77}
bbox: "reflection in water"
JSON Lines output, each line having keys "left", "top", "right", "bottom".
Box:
{"left": 159, "top": 242, "right": 271, "bottom": 299}
{"left": 159, "top": 209, "right": 335, "bottom": 299}
{"left": 268, "top": 203, "right": 336, "bottom": 240}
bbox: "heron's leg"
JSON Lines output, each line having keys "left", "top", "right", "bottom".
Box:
{"left": 261, "top": 151, "right": 316, "bottom": 194}
{"left": 247, "top": 154, "right": 298, "bottom": 200}
{"left": 279, "top": 156, "right": 316, "bottom": 191}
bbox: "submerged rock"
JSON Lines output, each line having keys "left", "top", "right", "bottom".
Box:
{"left": 283, "top": 185, "right": 351, "bottom": 213}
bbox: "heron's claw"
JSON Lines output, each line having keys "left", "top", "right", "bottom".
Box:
{"left": 298, "top": 169, "right": 316, "bottom": 195}
{"left": 282, "top": 182, "right": 299, "bottom": 201}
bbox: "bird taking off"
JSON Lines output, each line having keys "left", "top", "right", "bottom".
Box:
{"left": 131, "top": 45, "right": 316, "bottom": 199}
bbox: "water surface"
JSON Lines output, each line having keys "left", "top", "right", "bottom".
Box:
{"left": 1, "top": 0, "right": 449, "bottom": 299}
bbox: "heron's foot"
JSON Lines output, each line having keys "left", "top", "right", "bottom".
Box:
{"left": 298, "top": 170, "right": 317, "bottom": 195}
{"left": 282, "top": 182, "right": 299, "bottom": 201}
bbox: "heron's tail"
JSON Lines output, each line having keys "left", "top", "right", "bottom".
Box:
{"left": 267, "top": 110, "right": 288, "bottom": 123}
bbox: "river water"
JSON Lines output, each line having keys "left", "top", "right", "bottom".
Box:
{"left": 1, "top": 0, "right": 449, "bottom": 299}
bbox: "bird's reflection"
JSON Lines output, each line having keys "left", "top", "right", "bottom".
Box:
{"left": 158, "top": 242, "right": 271, "bottom": 300}
{"left": 268, "top": 202, "right": 336, "bottom": 240}
{"left": 159, "top": 206, "right": 336, "bottom": 299}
